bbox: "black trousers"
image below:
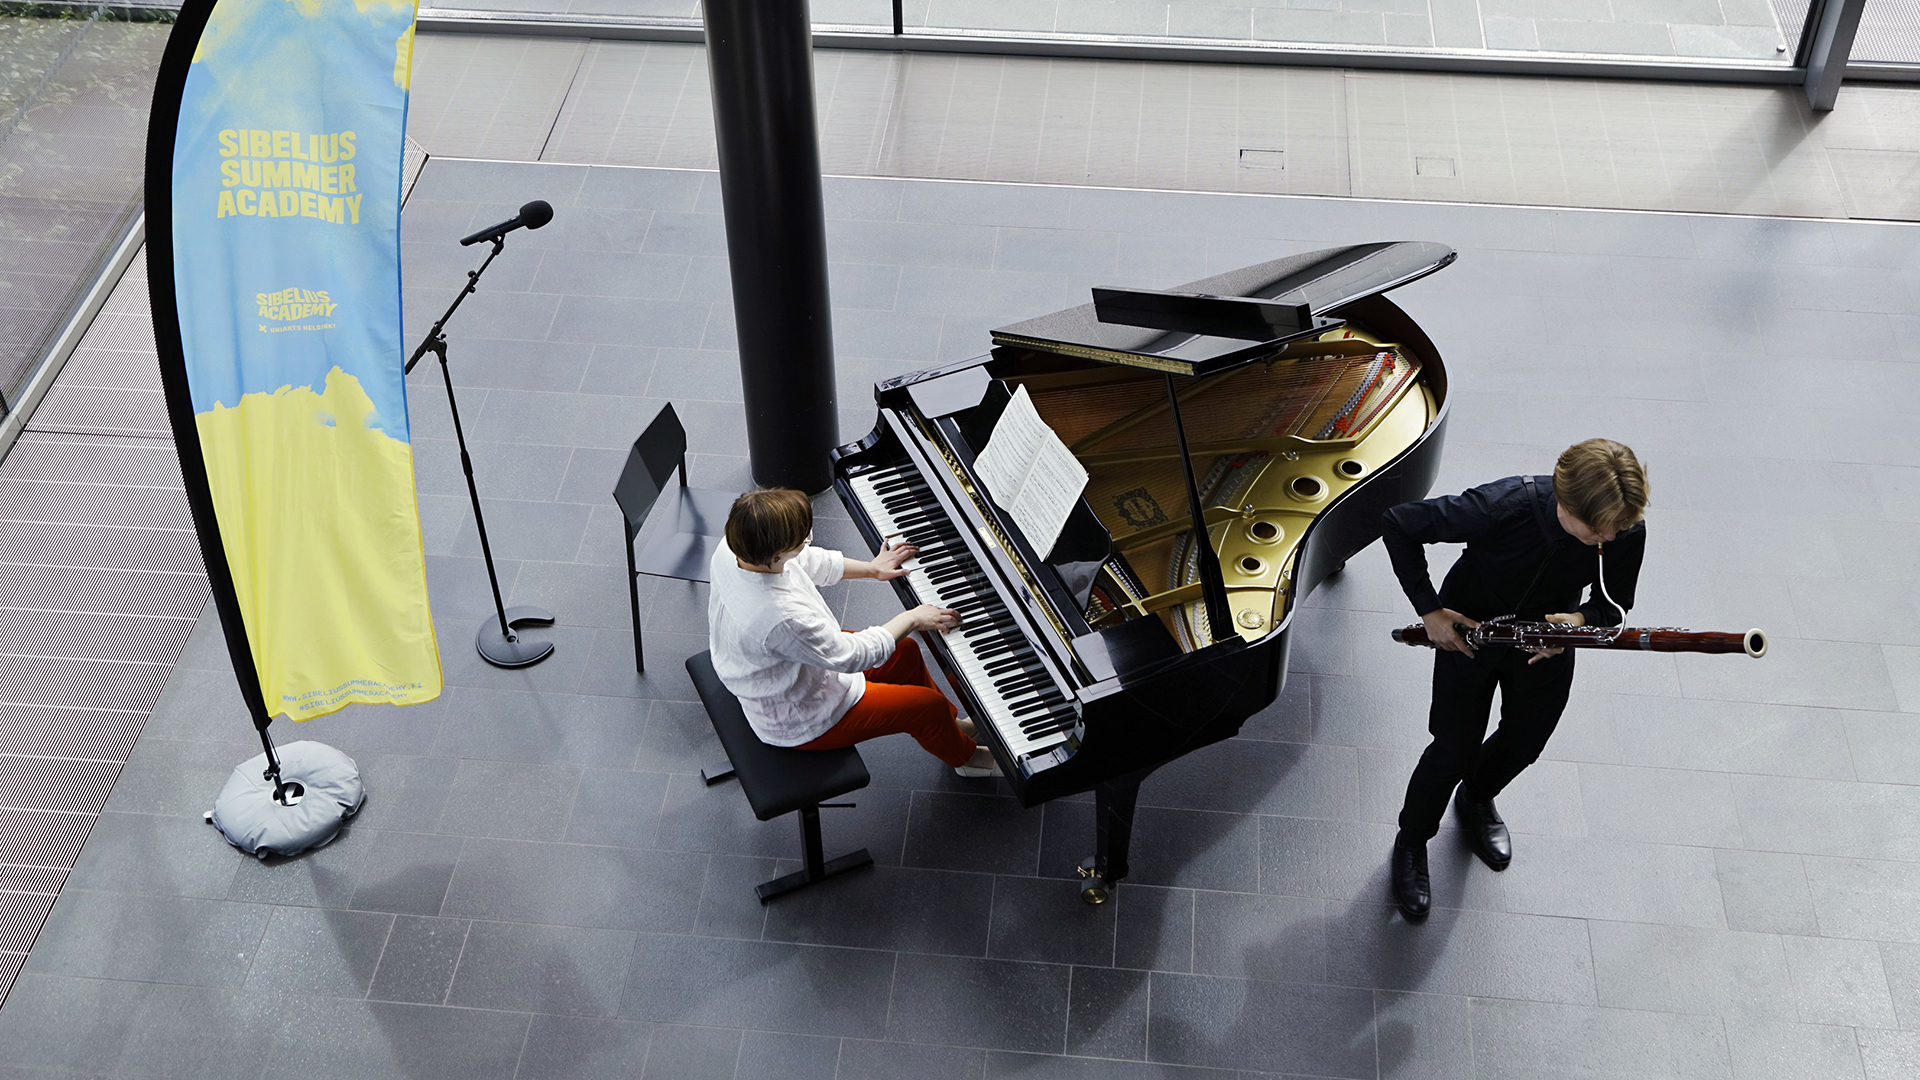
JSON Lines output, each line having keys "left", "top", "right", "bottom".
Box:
{"left": 1397, "top": 644, "right": 1575, "bottom": 842}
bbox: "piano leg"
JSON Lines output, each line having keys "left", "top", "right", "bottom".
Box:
{"left": 1077, "top": 767, "right": 1152, "bottom": 905}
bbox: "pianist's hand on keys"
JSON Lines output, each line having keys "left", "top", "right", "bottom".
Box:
{"left": 904, "top": 603, "right": 962, "bottom": 634}
{"left": 869, "top": 540, "right": 919, "bottom": 583}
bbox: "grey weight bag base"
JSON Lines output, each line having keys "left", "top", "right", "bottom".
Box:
{"left": 206, "top": 740, "right": 365, "bottom": 858}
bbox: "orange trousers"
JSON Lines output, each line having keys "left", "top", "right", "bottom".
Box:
{"left": 799, "top": 637, "right": 976, "bottom": 767}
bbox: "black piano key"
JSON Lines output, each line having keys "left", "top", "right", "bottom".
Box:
{"left": 1020, "top": 718, "right": 1076, "bottom": 739}
{"left": 992, "top": 670, "right": 1044, "bottom": 691}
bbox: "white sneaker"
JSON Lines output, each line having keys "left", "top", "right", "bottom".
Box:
{"left": 954, "top": 760, "right": 1002, "bottom": 778}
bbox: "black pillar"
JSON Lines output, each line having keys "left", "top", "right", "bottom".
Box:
{"left": 703, "top": 0, "right": 838, "bottom": 494}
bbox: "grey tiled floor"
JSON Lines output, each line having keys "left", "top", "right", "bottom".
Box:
{"left": 5, "top": 156, "right": 1918, "bottom": 1079}
{"left": 408, "top": 33, "right": 1920, "bottom": 222}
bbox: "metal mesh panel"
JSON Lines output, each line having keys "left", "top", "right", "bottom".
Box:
{"left": 0, "top": 435, "right": 183, "bottom": 488}
{"left": 0, "top": 655, "right": 170, "bottom": 714}
{"left": 0, "top": 520, "right": 202, "bottom": 573}
{"left": 0, "top": 566, "right": 206, "bottom": 619}
{"left": 0, "top": 185, "right": 204, "bottom": 1002}
{"left": 402, "top": 134, "right": 430, "bottom": 202}
{"left": 0, "top": 757, "right": 122, "bottom": 813}
{"left": 0, "top": 809, "right": 94, "bottom": 867}
{"left": 0, "top": 611, "right": 194, "bottom": 666}
{"left": 0, "top": 890, "right": 55, "bottom": 953}
{"left": 56, "top": 346, "right": 163, "bottom": 392}
{"left": 98, "top": 280, "right": 151, "bottom": 317}
{"left": 0, "top": 478, "right": 192, "bottom": 531}
{"left": 0, "top": 950, "right": 23, "bottom": 1007}
{"left": 74, "top": 312, "right": 156, "bottom": 355}
{"left": 1773, "top": 1, "right": 1814, "bottom": 58}
{"left": 0, "top": 705, "right": 147, "bottom": 763}
{"left": 0, "top": 863, "right": 66, "bottom": 894}
{"left": 24, "top": 385, "right": 169, "bottom": 436}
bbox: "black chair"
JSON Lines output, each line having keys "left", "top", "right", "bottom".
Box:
{"left": 612, "top": 404, "right": 736, "bottom": 672}
{"left": 686, "top": 650, "right": 874, "bottom": 902}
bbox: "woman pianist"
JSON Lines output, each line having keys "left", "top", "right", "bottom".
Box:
{"left": 707, "top": 488, "right": 1001, "bottom": 777}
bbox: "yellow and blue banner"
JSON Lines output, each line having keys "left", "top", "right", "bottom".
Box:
{"left": 147, "top": 0, "right": 439, "bottom": 724}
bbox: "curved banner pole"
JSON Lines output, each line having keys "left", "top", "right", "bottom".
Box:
{"left": 145, "top": 0, "right": 439, "bottom": 796}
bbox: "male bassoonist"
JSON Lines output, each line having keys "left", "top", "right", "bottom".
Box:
{"left": 1379, "top": 438, "right": 1649, "bottom": 921}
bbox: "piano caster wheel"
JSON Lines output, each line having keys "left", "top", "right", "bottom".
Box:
{"left": 1076, "top": 857, "right": 1111, "bottom": 905}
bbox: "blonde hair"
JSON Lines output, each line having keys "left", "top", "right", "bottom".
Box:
{"left": 1555, "top": 439, "right": 1648, "bottom": 531}
{"left": 725, "top": 488, "right": 813, "bottom": 567}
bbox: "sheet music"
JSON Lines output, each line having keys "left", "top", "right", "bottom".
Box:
{"left": 974, "top": 384, "right": 1089, "bottom": 558}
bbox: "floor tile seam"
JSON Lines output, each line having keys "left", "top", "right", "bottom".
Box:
{"left": 1606, "top": 691, "right": 1909, "bottom": 720}
{"left": 35, "top": 381, "right": 162, "bottom": 393}
{"left": 0, "top": 649, "right": 174, "bottom": 668}
{"left": 422, "top": 152, "right": 1920, "bottom": 228}
{"left": 3, "top": 432, "right": 172, "bottom": 450}
{"left": 0, "top": 749, "right": 131, "bottom": 767}
{"left": 66, "top": 972, "right": 550, "bottom": 1018}
{"left": 0, "top": 515, "right": 193, "bottom": 535}
{"left": 0, "top": 805, "right": 95, "bottom": 819}
{"left": 534, "top": 37, "right": 593, "bottom": 165}
{"left": 715, "top": 1019, "right": 747, "bottom": 1080}
{"left": 0, "top": 477, "right": 188, "bottom": 494}
{"left": 0, "top": 605, "right": 197, "bottom": 622}
{"left": 0, "top": 644, "right": 195, "bottom": 667}
{"left": 0, "top": 700, "right": 146, "bottom": 715}
{"left": 1131, "top": 962, "right": 1599, "bottom": 1010}
{"left": 351, "top": 908, "right": 403, "bottom": 1008}
{"left": 1559, "top": 758, "right": 1881, "bottom": 787}
{"left": 11, "top": 426, "right": 173, "bottom": 442}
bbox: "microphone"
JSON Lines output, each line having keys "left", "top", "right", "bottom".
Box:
{"left": 459, "top": 200, "right": 553, "bottom": 246}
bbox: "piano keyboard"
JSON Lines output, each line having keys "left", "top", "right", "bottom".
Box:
{"left": 849, "top": 467, "right": 1079, "bottom": 763}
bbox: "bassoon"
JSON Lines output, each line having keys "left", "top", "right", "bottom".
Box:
{"left": 1391, "top": 619, "right": 1767, "bottom": 658}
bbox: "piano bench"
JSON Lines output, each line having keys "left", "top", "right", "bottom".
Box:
{"left": 686, "top": 650, "right": 874, "bottom": 903}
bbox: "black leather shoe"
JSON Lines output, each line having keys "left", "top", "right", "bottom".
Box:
{"left": 1391, "top": 832, "right": 1431, "bottom": 921}
{"left": 1455, "top": 788, "right": 1512, "bottom": 870}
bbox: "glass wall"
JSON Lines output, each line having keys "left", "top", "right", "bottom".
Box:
{"left": 911, "top": 0, "right": 1807, "bottom": 65}
{"left": 414, "top": 0, "right": 1815, "bottom": 66}
{"left": 0, "top": 4, "right": 170, "bottom": 422}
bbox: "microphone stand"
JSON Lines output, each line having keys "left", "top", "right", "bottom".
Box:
{"left": 407, "top": 235, "right": 554, "bottom": 668}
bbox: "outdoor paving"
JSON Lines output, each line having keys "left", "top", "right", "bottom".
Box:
{"left": 1, "top": 157, "right": 1916, "bottom": 1079}
{"left": 405, "top": 33, "right": 1920, "bottom": 223}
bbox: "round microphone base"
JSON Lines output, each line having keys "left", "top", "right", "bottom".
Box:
{"left": 477, "top": 605, "right": 556, "bottom": 668}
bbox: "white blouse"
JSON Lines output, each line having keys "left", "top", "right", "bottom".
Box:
{"left": 706, "top": 541, "right": 895, "bottom": 746}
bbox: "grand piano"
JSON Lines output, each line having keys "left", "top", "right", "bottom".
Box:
{"left": 832, "top": 242, "right": 1456, "bottom": 902}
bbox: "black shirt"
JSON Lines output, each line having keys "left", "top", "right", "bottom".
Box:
{"left": 1380, "top": 474, "right": 1646, "bottom": 628}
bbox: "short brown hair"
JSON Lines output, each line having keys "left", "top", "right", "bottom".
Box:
{"left": 1555, "top": 439, "right": 1648, "bottom": 531}
{"left": 725, "top": 488, "right": 813, "bottom": 567}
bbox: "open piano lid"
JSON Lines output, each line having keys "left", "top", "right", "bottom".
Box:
{"left": 991, "top": 241, "right": 1456, "bottom": 376}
